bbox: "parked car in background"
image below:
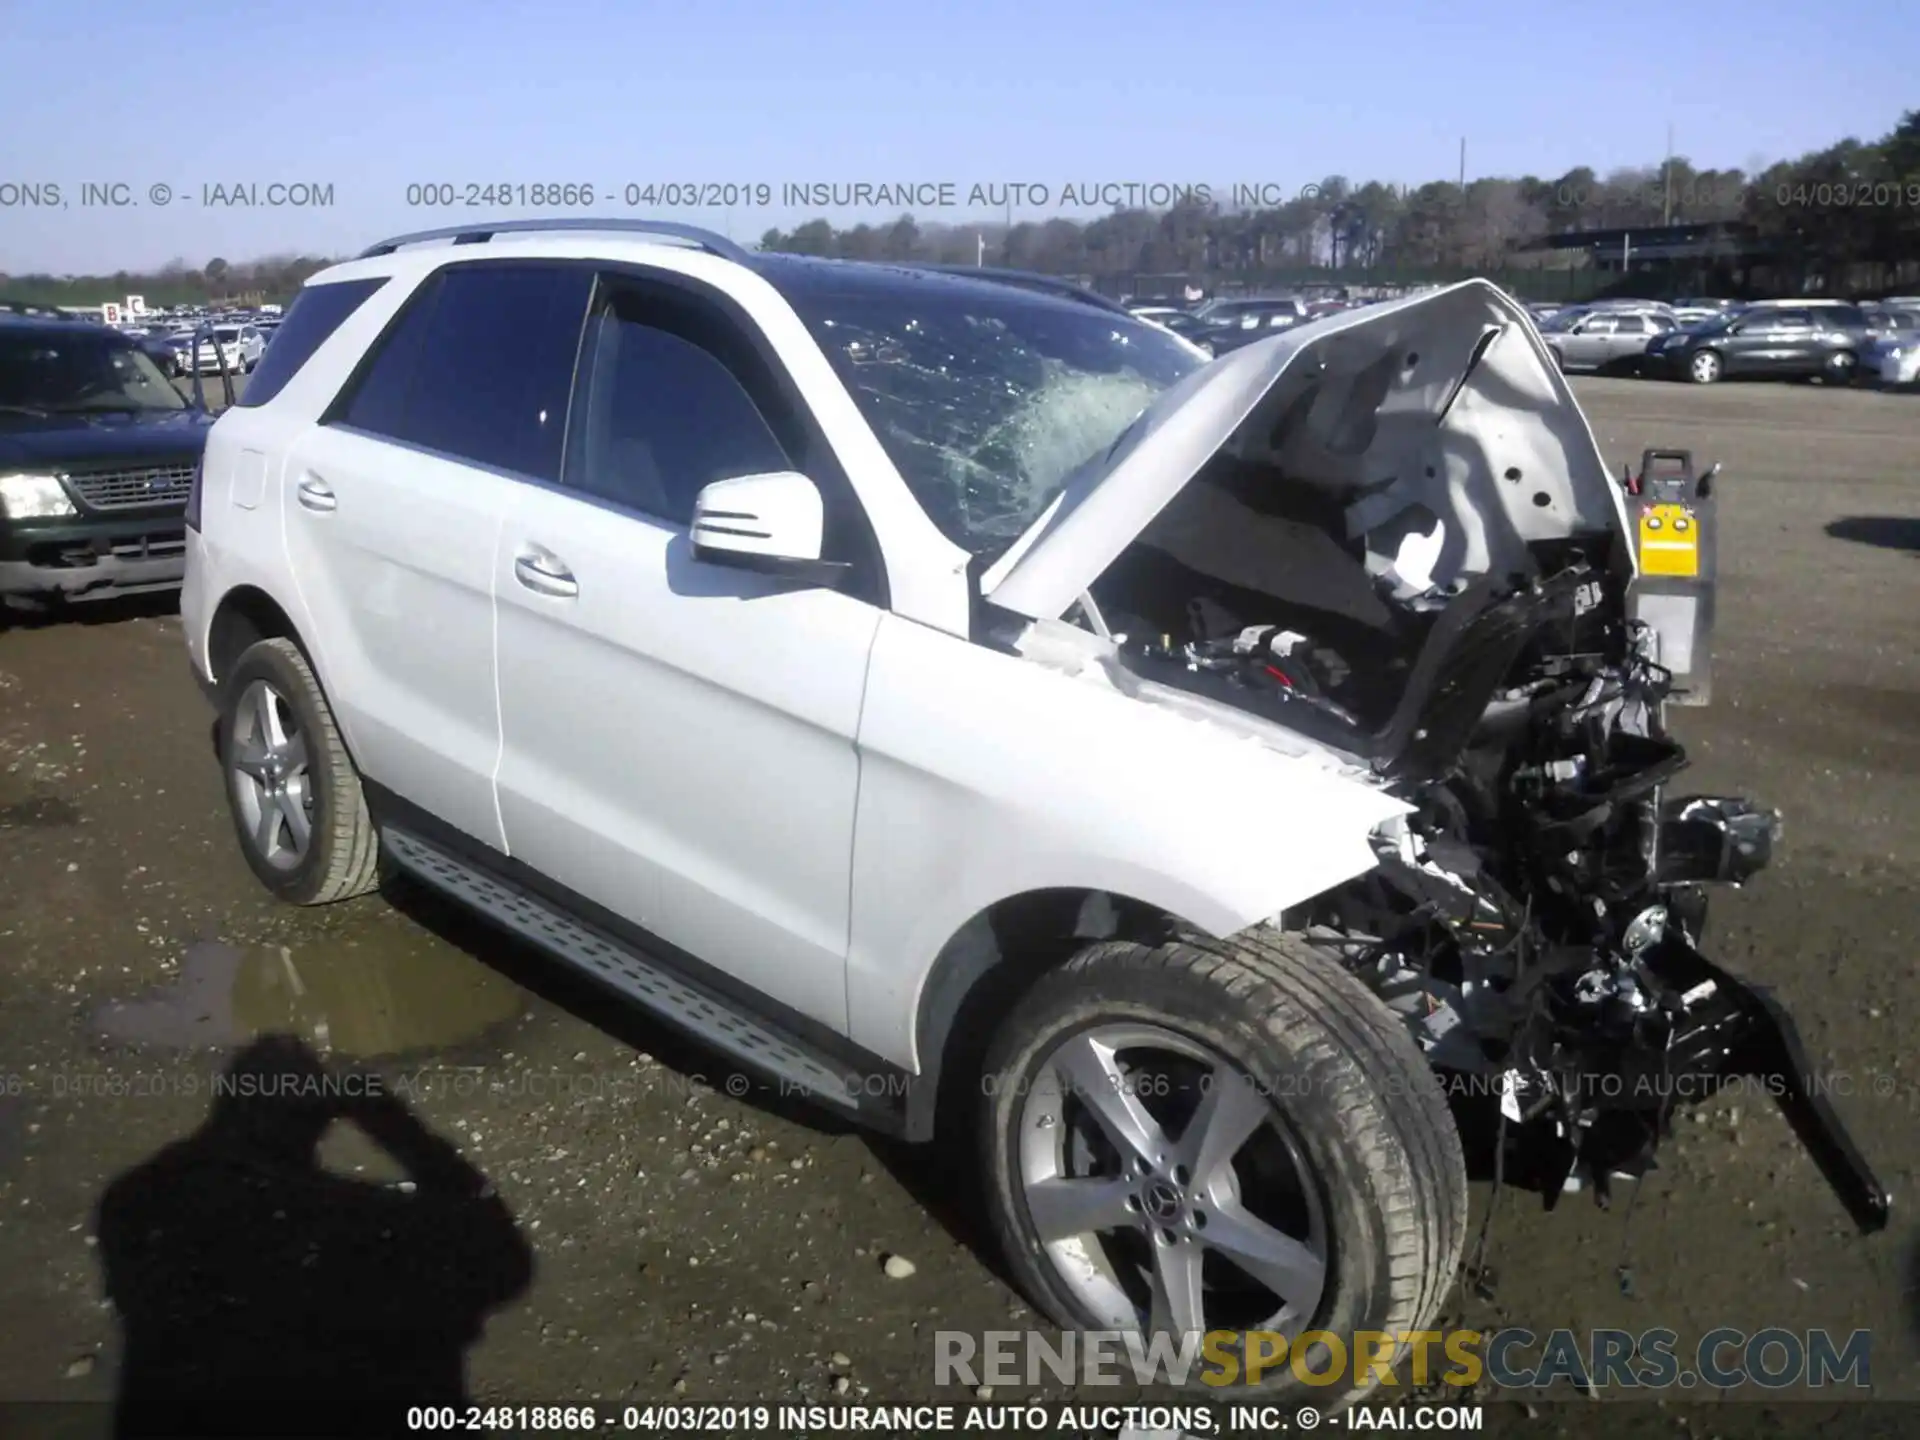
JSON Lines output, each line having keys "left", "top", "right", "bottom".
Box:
{"left": 0, "top": 304, "right": 215, "bottom": 607}
{"left": 1642, "top": 300, "right": 1872, "bottom": 384}
{"left": 191, "top": 324, "right": 267, "bottom": 374}
{"left": 1863, "top": 313, "right": 1920, "bottom": 388}
{"left": 162, "top": 331, "right": 199, "bottom": 377}
{"left": 1152, "top": 310, "right": 1217, "bottom": 343}
{"left": 1670, "top": 304, "right": 1737, "bottom": 328}
{"left": 1189, "top": 297, "right": 1311, "bottom": 355}
{"left": 1540, "top": 308, "right": 1678, "bottom": 374}
{"left": 1860, "top": 304, "right": 1920, "bottom": 341}
{"left": 1194, "top": 296, "right": 1308, "bottom": 325}
{"left": 1584, "top": 298, "right": 1676, "bottom": 319}
{"left": 132, "top": 332, "right": 180, "bottom": 370}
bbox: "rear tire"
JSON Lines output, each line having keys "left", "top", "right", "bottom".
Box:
{"left": 981, "top": 929, "right": 1467, "bottom": 1407}
{"left": 218, "top": 637, "right": 381, "bottom": 906}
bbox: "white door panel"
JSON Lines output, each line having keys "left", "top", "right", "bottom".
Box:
{"left": 279, "top": 423, "right": 508, "bottom": 851}
{"left": 493, "top": 483, "right": 880, "bottom": 1032}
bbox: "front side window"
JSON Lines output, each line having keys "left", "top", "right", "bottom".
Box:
{"left": 563, "top": 293, "right": 793, "bottom": 526}
{"left": 783, "top": 278, "right": 1201, "bottom": 553}
{"left": 0, "top": 330, "right": 187, "bottom": 416}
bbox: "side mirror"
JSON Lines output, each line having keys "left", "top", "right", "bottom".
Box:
{"left": 1697, "top": 462, "right": 1720, "bottom": 499}
{"left": 690, "top": 471, "right": 851, "bottom": 589}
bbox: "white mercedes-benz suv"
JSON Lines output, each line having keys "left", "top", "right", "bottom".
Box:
{"left": 181, "top": 220, "right": 1886, "bottom": 1405}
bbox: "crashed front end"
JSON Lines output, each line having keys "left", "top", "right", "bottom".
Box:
{"left": 985, "top": 279, "right": 1891, "bottom": 1236}
{"left": 1305, "top": 565, "right": 1890, "bottom": 1233}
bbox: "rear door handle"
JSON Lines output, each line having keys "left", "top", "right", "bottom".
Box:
{"left": 296, "top": 477, "right": 337, "bottom": 513}
{"left": 513, "top": 545, "right": 578, "bottom": 598}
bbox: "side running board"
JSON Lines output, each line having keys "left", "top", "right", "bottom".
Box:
{"left": 381, "top": 826, "right": 862, "bottom": 1111}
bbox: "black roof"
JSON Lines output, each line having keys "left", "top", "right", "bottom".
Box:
{"left": 0, "top": 300, "right": 113, "bottom": 332}
{"left": 0, "top": 312, "right": 133, "bottom": 339}
{"left": 747, "top": 253, "right": 1137, "bottom": 320}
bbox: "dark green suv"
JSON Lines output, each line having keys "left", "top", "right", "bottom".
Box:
{"left": 0, "top": 306, "right": 217, "bottom": 609}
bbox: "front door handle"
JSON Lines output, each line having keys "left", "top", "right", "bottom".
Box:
{"left": 296, "top": 477, "right": 337, "bottom": 512}
{"left": 513, "top": 546, "right": 578, "bottom": 598}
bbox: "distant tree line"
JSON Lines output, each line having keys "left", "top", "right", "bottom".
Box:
{"left": 6, "top": 111, "right": 1916, "bottom": 305}
{"left": 0, "top": 253, "right": 337, "bottom": 309}
{"left": 755, "top": 110, "right": 1920, "bottom": 296}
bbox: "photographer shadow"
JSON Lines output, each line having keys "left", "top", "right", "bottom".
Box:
{"left": 95, "top": 1035, "right": 533, "bottom": 1438}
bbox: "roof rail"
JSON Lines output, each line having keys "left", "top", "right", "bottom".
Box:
{"left": 357, "top": 218, "right": 752, "bottom": 263}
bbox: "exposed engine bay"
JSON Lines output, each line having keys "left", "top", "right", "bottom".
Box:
{"left": 1071, "top": 465, "right": 1891, "bottom": 1236}
{"left": 983, "top": 283, "right": 1888, "bottom": 1237}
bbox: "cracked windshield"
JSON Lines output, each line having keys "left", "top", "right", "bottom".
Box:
{"left": 787, "top": 281, "right": 1200, "bottom": 551}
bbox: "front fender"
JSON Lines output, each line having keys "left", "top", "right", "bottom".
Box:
{"left": 846, "top": 613, "right": 1408, "bottom": 1070}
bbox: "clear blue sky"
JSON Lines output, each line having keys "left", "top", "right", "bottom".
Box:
{"left": 1, "top": 0, "right": 1913, "bottom": 274}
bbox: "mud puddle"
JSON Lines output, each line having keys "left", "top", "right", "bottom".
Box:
{"left": 92, "top": 931, "right": 527, "bottom": 1059}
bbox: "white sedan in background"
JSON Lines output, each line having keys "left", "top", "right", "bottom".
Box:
{"left": 189, "top": 324, "right": 267, "bottom": 374}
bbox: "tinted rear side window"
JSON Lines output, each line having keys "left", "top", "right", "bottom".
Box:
{"left": 333, "top": 263, "right": 591, "bottom": 481}
{"left": 339, "top": 273, "right": 446, "bottom": 438}
{"left": 233, "top": 277, "right": 386, "bottom": 407}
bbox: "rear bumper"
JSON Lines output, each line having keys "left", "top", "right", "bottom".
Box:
{"left": 0, "top": 515, "right": 187, "bottom": 600}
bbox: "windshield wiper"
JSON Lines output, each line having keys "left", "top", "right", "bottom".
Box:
{"left": 0, "top": 403, "right": 55, "bottom": 418}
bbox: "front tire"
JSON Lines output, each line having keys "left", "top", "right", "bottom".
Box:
{"left": 218, "top": 637, "right": 381, "bottom": 905}
{"left": 1689, "top": 349, "right": 1723, "bottom": 383}
{"left": 981, "top": 930, "right": 1467, "bottom": 1406}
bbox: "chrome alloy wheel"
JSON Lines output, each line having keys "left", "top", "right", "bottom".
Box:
{"left": 228, "top": 679, "right": 314, "bottom": 871}
{"left": 1016, "top": 1023, "right": 1329, "bottom": 1340}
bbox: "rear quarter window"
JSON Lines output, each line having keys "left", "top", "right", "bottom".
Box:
{"left": 233, "top": 277, "right": 388, "bottom": 408}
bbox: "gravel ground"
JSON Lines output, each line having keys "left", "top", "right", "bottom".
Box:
{"left": 0, "top": 376, "right": 1915, "bottom": 1436}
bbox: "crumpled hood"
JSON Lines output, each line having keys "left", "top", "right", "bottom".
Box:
{"left": 982, "top": 279, "right": 1632, "bottom": 620}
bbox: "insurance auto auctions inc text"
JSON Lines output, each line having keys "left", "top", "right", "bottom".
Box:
{"left": 937, "top": 1326, "right": 1873, "bottom": 1393}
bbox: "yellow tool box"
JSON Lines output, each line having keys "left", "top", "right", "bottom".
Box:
{"left": 1624, "top": 448, "right": 1719, "bottom": 705}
